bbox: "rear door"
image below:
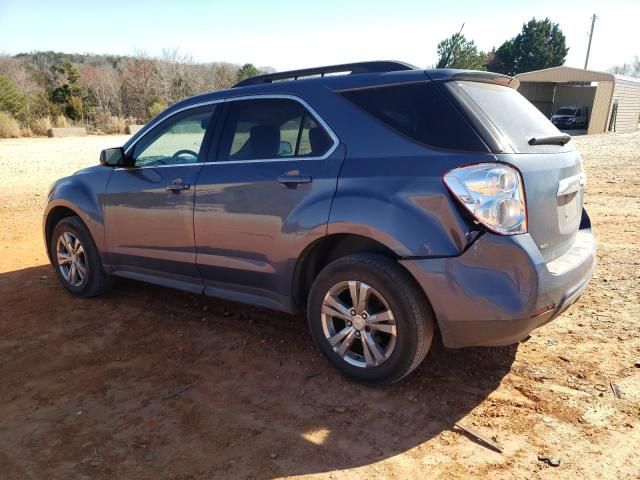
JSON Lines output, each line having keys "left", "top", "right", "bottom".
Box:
{"left": 103, "top": 105, "right": 215, "bottom": 291}
{"left": 449, "top": 81, "right": 585, "bottom": 262}
{"left": 194, "top": 96, "right": 343, "bottom": 310}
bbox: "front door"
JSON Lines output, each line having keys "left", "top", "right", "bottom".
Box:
{"left": 194, "top": 97, "right": 342, "bottom": 310}
{"left": 103, "top": 105, "right": 215, "bottom": 291}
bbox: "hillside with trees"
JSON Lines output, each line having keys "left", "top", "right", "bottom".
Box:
{"left": 0, "top": 49, "right": 266, "bottom": 137}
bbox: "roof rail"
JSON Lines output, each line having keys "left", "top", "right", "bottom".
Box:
{"left": 233, "top": 61, "right": 417, "bottom": 87}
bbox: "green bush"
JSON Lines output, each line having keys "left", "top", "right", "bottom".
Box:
{"left": 0, "top": 75, "right": 26, "bottom": 120}
{"left": 148, "top": 101, "right": 167, "bottom": 119}
{"left": 0, "top": 111, "right": 21, "bottom": 138}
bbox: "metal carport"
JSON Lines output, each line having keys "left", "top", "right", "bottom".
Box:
{"left": 515, "top": 66, "right": 640, "bottom": 134}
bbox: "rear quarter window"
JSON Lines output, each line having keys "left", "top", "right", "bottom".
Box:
{"left": 340, "top": 82, "right": 486, "bottom": 152}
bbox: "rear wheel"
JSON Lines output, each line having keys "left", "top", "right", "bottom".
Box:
{"left": 307, "top": 253, "right": 434, "bottom": 385}
{"left": 51, "top": 216, "right": 112, "bottom": 297}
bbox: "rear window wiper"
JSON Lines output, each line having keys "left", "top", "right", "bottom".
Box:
{"left": 528, "top": 134, "right": 571, "bottom": 146}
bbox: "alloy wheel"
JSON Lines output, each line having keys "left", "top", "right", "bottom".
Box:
{"left": 320, "top": 281, "right": 397, "bottom": 368}
{"left": 56, "top": 232, "right": 87, "bottom": 287}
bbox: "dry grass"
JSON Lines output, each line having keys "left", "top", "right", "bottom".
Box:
{"left": 19, "top": 126, "right": 33, "bottom": 137}
{"left": 31, "top": 116, "right": 52, "bottom": 136}
{"left": 95, "top": 113, "right": 127, "bottom": 134}
{"left": 53, "top": 114, "right": 72, "bottom": 128}
{"left": 0, "top": 111, "right": 21, "bottom": 138}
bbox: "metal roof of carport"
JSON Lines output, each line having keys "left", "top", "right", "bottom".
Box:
{"left": 514, "top": 66, "right": 616, "bottom": 83}
{"left": 515, "top": 66, "right": 640, "bottom": 85}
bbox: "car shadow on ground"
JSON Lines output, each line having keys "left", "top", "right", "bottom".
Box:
{"left": 0, "top": 265, "right": 518, "bottom": 479}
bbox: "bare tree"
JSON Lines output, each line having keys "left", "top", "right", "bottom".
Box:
{"left": 0, "top": 56, "right": 42, "bottom": 95}
{"left": 212, "top": 62, "right": 238, "bottom": 90}
{"left": 157, "top": 48, "right": 203, "bottom": 105}
{"left": 120, "top": 52, "right": 160, "bottom": 121}
{"left": 79, "top": 64, "right": 123, "bottom": 116}
{"left": 609, "top": 56, "right": 640, "bottom": 78}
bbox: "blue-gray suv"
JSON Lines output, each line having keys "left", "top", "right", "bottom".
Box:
{"left": 44, "top": 61, "right": 595, "bottom": 384}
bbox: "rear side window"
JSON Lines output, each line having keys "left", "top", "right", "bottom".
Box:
{"left": 340, "top": 82, "right": 486, "bottom": 151}
{"left": 454, "top": 81, "right": 561, "bottom": 152}
{"left": 217, "top": 98, "right": 334, "bottom": 161}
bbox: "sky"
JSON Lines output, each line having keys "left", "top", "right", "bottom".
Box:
{"left": 0, "top": 0, "right": 638, "bottom": 72}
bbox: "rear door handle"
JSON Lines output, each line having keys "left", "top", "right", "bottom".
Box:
{"left": 166, "top": 179, "right": 191, "bottom": 191}
{"left": 277, "top": 174, "right": 312, "bottom": 185}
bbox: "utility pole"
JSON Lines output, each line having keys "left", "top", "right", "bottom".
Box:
{"left": 584, "top": 14, "right": 598, "bottom": 69}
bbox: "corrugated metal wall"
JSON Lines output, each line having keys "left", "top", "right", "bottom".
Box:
{"left": 589, "top": 81, "right": 614, "bottom": 134}
{"left": 611, "top": 78, "right": 640, "bottom": 133}
{"left": 518, "top": 82, "right": 555, "bottom": 117}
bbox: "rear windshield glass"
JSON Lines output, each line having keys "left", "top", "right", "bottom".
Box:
{"left": 340, "top": 82, "right": 486, "bottom": 152}
{"left": 454, "top": 81, "right": 562, "bottom": 152}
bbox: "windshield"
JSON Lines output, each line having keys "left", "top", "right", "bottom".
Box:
{"left": 453, "top": 81, "right": 564, "bottom": 153}
{"left": 555, "top": 108, "right": 577, "bottom": 116}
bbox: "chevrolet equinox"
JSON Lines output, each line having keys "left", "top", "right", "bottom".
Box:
{"left": 44, "top": 61, "right": 596, "bottom": 384}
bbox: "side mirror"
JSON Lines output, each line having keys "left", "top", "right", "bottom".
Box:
{"left": 99, "top": 147, "right": 125, "bottom": 167}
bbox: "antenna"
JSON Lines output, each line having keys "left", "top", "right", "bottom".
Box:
{"left": 438, "top": 23, "right": 465, "bottom": 69}
{"left": 584, "top": 14, "right": 598, "bottom": 69}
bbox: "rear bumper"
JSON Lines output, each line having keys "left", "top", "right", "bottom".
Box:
{"left": 400, "top": 226, "right": 596, "bottom": 348}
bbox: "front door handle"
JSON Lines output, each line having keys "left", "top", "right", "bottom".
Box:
{"left": 277, "top": 173, "right": 313, "bottom": 185}
{"left": 166, "top": 179, "right": 191, "bottom": 192}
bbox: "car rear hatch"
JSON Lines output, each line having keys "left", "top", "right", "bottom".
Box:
{"left": 441, "top": 76, "right": 585, "bottom": 263}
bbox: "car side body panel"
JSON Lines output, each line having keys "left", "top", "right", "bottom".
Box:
{"left": 194, "top": 144, "right": 346, "bottom": 312}
{"left": 327, "top": 151, "right": 494, "bottom": 258}
{"left": 44, "top": 166, "right": 113, "bottom": 262}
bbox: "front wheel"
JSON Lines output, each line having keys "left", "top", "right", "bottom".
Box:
{"left": 51, "top": 216, "right": 112, "bottom": 297}
{"left": 307, "top": 253, "right": 434, "bottom": 385}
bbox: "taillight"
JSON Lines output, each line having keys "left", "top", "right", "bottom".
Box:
{"left": 444, "top": 163, "right": 527, "bottom": 235}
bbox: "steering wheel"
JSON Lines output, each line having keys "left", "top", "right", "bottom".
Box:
{"left": 173, "top": 149, "right": 198, "bottom": 159}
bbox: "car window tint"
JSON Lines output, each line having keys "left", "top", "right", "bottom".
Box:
{"left": 218, "top": 98, "right": 333, "bottom": 161}
{"left": 340, "top": 81, "right": 485, "bottom": 151}
{"left": 298, "top": 113, "right": 333, "bottom": 156}
{"left": 455, "top": 81, "right": 561, "bottom": 152}
{"left": 132, "top": 108, "right": 212, "bottom": 167}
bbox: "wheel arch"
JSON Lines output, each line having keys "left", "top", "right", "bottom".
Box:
{"left": 44, "top": 204, "right": 84, "bottom": 263}
{"left": 292, "top": 233, "right": 400, "bottom": 311}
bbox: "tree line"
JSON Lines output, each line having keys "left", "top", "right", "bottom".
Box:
{"left": 1, "top": 18, "right": 638, "bottom": 138}
{"left": 0, "top": 49, "right": 265, "bottom": 137}
{"left": 436, "top": 17, "right": 639, "bottom": 78}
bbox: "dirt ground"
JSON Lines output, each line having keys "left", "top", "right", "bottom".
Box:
{"left": 0, "top": 133, "right": 639, "bottom": 480}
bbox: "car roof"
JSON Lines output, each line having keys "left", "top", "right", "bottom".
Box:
{"left": 166, "top": 64, "right": 517, "bottom": 114}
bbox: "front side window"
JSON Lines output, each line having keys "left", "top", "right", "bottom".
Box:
{"left": 217, "top": 98, "right": 333, "bottom": 161}
{"left": 132, "top": 107, "right": 213, "bottom": 167}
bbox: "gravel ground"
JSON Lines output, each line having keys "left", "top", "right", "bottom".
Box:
{"left": 0, "top": 133, "right": 639, "bottom": 479}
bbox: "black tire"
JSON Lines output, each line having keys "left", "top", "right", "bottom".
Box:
{"left": 50, "top": 216, "right": 112, "bottom": 297}
{"left": 307, "top": 253, "right": 434, "bottom": 385}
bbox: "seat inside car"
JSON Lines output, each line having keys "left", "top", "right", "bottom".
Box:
{"left": 309, "top": 127, "right": 332, "bottom": 156}
{"left": 233, "top": 124, "right": 280, "bottom": 160}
